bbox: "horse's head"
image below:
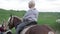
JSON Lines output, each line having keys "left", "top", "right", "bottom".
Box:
{"left": 8, "top": 16, "right": 22, "bottom": 29}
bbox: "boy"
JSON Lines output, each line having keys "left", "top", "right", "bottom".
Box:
{"left": 16, "top": 0, "right": 39, "bottom": 34}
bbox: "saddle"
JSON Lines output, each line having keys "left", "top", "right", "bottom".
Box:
{"left": 19, "top": 21, "right": 37, "bottom": 34}
{"left": 20, "top": 25, "right": 36, "bottom": 34}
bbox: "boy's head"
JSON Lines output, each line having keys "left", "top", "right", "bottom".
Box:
{"left": 28, "top": 0, "right": 35, "bottom": 8}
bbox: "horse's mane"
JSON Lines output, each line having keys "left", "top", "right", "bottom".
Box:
{"left": 13, "top": 16, "right": 22, "bottom": 20}
{"left": 8, "top": 16, "right": 22, "bottom": 22}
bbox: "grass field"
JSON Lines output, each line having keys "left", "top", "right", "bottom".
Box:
{"left": 0, "top": 9, "right": 60, "bottom": 34}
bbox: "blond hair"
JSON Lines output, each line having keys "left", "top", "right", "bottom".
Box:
{"left": 28, "top": 0, "right": 35, "bottom": 8}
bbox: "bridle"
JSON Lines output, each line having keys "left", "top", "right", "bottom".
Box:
{"left": 8, "top": 16, "right": 14, "bottom": 29}
{"left": 8, "top": 16, "right": 22, "bottom": 29}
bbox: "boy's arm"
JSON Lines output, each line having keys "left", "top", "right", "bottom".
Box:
{"left": 22, "top": 11, "right": 28, "bottom": 19}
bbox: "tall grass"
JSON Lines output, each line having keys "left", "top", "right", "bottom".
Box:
{"left": 0, "top": 9, "right": 60, "bottom": 34}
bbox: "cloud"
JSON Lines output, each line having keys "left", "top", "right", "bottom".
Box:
{"left": 35, "top": 0, "right": 60, "bottom": 12}
{"left": 0, "top": 0, "right": 28, "bottom": 10}
{"left": 0, "top": 0, "right": 60, "bottom": 12}
{"left": 46, "top": 0, "right": 57, "bottom": 1}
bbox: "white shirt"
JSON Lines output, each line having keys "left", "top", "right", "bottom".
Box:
{"left": 23, "top": 8, "right": 39, "bottom": 21}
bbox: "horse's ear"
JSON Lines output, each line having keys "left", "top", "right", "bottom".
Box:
{"left": 10, "top": 14, "right": 13, "bottom": 17}
{"left": 2, "top": 19, "right": 8, "bottom": 30}
{"left": 3, "top": 19, "right": 7, "bottom": 26}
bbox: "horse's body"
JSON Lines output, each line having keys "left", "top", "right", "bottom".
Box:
{"left": 8, "top": 16, "right": 55, "bottom": 34}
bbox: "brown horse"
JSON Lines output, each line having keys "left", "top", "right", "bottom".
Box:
{"left": 0, "top": 20, "right": 12, "bottom": 34}
{"left": 8, "top": 16, "right": 55, "bottom": 34}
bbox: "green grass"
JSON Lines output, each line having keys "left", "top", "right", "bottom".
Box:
{"left": 0, "top": 9, "right": 60, "bottom": 34}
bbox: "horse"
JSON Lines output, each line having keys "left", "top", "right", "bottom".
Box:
{"left": 0, "top": 20, "right": 12, "bottom": 34}
{"left": 8, "top": 16, "right": 55, "bottom": 34}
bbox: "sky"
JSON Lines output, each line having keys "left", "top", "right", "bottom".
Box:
{"left": 0, "top": 0, "right": 60, "bottom": 12}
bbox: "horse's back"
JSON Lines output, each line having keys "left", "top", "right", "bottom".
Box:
{"left": 25, "top": 25, "right": 55, "bottom": 34}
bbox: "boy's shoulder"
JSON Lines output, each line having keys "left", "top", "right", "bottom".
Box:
{"left": 27, "top": 8, "right": 39, "bottom": 13}
{"left": 28, "top": 8, "right": 37, "bottom": 11}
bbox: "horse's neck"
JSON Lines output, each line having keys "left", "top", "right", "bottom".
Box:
{"left": 14, "top": 18, "right": 22, "bottom": 29}
{"left": 14, "top": 22, "right": 21, "bottom": 29}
